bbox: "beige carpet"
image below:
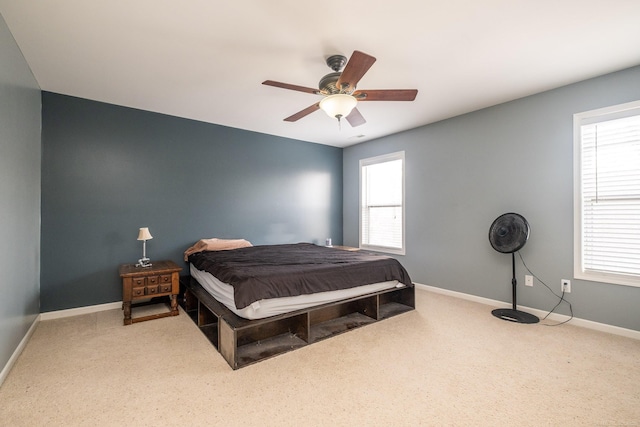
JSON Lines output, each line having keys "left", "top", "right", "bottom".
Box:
{"left": 0, "top": 289, "right": 638, "bottom": 426}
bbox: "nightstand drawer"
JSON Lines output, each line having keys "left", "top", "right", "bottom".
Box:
{"left": 159, "top": 283, "right": 172, "bottom": 293}
{"left": 146, "top": 284, "right": 159, "bottom": 295}
{"left": 147, "top": 276, "right": 160, "bottom": 285}
{"left": 159, "top": 274, "right": 172, "bottom": 285}
{"left": 132, "top": 286, "right": 145, "bottom": 297}
{"left": 132, "top": 277, "right": 146, "bottom": 287}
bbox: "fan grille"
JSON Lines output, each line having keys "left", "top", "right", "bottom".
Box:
{"left": 489, "top": 213, "right": 530, "bottom": 254}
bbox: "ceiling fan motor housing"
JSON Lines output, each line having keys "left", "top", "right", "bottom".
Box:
{"left": 318, "top": 72, "right": 342, "bottom": 95}
{"left": 319, "top": 54, "right": 355, "bottom": 95}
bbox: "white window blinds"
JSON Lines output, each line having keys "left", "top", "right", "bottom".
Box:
{"left": 575, "top": 101, "right": 640, "bottom": 287}
{"left": 360, "top": 152, "right": 405, "bottom": 254}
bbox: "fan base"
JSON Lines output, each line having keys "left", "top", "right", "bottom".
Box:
{"left": 491, "top": 308, "right": 539, "bottom": 324}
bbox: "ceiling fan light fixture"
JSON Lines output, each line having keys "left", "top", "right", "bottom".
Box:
{"left": 319, "top": 94, "right": 357, "bottom": 120}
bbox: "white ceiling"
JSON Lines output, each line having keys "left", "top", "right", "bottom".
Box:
{"left": 1, "top": 1, "right": 639, "bottom": 148}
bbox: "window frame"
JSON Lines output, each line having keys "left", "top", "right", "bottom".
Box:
{"left": 359, "top": 151, "right": 406, "bottom": 255}
{"left": 573, "top": 100, "right": 640, "bottom": 288}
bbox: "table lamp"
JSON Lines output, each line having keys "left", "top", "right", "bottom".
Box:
{"left": 136, "top": 227, "right": 153, "bottom": 267}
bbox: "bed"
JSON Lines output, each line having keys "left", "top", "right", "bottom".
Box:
{"left": 181, "top": 241, "right": 415, "bottom": 369}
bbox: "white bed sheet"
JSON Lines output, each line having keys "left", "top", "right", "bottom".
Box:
{"left": 190, "top": 263, "right": 403, "bottom": 320}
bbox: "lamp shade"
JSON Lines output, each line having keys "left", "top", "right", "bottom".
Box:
{"left": 137, "top": 227, "right": 153, "bottom": 241}
{"left": 319, "top": 94, "right": 357, "bottom": 119}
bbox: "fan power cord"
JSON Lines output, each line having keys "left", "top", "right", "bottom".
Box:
{"left": 517, "top": 252, "right": 574, "bottom": 326}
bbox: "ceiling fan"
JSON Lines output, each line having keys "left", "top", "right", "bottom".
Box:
{"left": 262, "top": 50, "right": 418, "bottom": 127}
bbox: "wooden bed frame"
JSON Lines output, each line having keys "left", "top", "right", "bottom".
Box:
{"left": 179, "top": 275, "right": 415, "bottom": 369}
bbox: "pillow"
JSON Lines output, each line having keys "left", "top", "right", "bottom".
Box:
{"left": 184, "top": 238, "right": 253, "bottom": 261}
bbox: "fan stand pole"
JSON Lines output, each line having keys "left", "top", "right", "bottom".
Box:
{"left": 491, "top": 252, "right": 539, "bottom": 324}
{"left": 511, "top": 252, "right": 517, "bottom": 311}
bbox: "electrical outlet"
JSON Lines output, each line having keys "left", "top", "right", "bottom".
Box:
{"left": 561, "top": 279, "right": 571, "bottom": 293}
{"left": 525, "top": 275, "right": 533, "bottom": 287}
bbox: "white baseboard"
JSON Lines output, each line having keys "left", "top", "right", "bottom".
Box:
{"left": 39, "top": 301, "right": 123, "bottom": 321}
{"left": 0, "top": 314, "right": 40, "bottom": 388}
{"left": 415, "top": 283, "right": 640, "bottom": 340}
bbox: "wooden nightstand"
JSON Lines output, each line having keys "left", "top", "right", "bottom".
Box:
{"left": 119, "top": 260, "right": 182, "bottom": 325}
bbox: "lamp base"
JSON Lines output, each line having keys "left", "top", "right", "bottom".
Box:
{"left": 136, "top": 258, "right": 152, "bottom": 268}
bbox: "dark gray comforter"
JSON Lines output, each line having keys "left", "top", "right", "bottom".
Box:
{"left": 188, "top": 243, "right": 412, "bottom": 309}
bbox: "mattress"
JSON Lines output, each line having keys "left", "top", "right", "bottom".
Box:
{"left": 190, "top": 263, "right": 403, "bottom": 320}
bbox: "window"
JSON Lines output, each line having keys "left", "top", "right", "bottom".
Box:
{"left": 360, "top": 151, "right": 405, "bottom": 255}
{"left": 574, "top": 100, "right": 640, "bottom": 287}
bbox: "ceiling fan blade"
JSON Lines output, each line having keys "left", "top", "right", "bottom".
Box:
{"left": 353, "top": 89, "right": 418, "bottom": 101}
{"left": 284, "top": 103, "right": 320, "bottom": 122}
{"left": 346, "top": 107, "right": 366, "bottom": 127}
{"left": 263, "top": 80, "right": 319, "bottom": 95}
{"left": 336, "top": 51, "right": 376, "bottom": 92}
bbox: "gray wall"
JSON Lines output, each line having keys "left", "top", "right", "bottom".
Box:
{"left": 41, "top": 93, "right": 343, "bottom": 312}
{"left": 344, "top": 65, "right": 640, "bottom": 331}
{"left": 0, "top": 14, "right": 41, "bottom": 370}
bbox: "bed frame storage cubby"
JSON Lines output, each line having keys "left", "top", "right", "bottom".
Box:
{"left": 180, "top": 276, "right": 415, "bottom": 370}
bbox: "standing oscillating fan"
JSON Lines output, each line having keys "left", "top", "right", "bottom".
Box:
{"left": 488, "top": 213, "right": 539, "bottom": 324}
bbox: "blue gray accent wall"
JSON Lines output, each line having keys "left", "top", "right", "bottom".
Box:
{"left": 344, "top": 65, "right": 640, "bottom": 331}
{"left": 0, "top": 14, "right": 41, "bottom": 371}
{"left": 41, "top": 93, "right": 343, "bottom": 312}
